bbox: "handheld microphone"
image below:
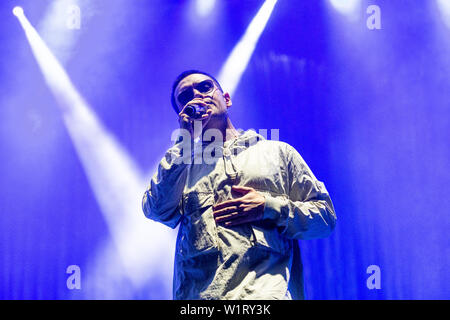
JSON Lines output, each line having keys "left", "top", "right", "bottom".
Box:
{"left": 184, "top": 104, "right": 206, "bottom": 119}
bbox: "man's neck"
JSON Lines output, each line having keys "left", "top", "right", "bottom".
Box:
{"left": 203, "top": 116, "right": 240, "bottom": 142}
{"left": 224, "top": 118, "right": 240, "bottom": 142}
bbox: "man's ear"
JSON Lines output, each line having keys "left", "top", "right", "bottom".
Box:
{"left": 223, "top": 92, "right": 232, "bottom": 108}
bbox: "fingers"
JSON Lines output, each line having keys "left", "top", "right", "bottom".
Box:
{"left": 179, "top": 102, "right": 212, "bottom": 119}
{"left": 213, "top": 205, "right": 239, "bottom": 218}
{"left": 213, "top": 199, "right": 242, "bottom": 211}
{"left": 178, "top": 112, "right": 193, "bottom": 131}
{"left": 213, "top": 206, "right": 242, "bottom": 224}
{"left": 222, "top": 215, "right": 256, "bottom": 227}
{"left": 214, "top": 211, "right": 239, "bottom": 224}
{"left": 213, "top": 202, "right": 259, "bottom": 226}
{"left": 232, "top": 185, "right": 253, "bottom": 191}
{"left": 213, "top": 186, "right": 253, "bottom": 211}
{"left": 213, "top": 186, "right": 264, "bottom": 228}
{"left": 198, "top": 109, "right": 212, "bottom": 122}
{"left": 214, "top": 209, "right": 258, "bottom": 227}
{"left": 231, "top": 185, "right": 253, "bottom": 194}
{"left": 178, "top": 106, "right": 212, "bottom": 133}
{"left": 178, "top": 103, "right": 194, "bottom": 117}
{"left": 178, "top": 105, "right": 195, "bottom": 127}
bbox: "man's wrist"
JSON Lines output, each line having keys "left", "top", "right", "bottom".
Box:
{"left": 262, "top": 195, "right": 283, "bottom": 222}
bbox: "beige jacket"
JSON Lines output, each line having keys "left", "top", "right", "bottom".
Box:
{"left": 142, "top": 130, "right": 336, "bottom": 299}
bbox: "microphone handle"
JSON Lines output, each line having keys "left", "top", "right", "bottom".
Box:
{"left": 185, "top": 104, "right": 206, "bottom": 119}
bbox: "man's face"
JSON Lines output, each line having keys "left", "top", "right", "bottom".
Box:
{"left": 174, "top": 74, "right": 231, "bottom": 119}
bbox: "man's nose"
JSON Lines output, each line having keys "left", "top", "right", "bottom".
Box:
{"left": 193, "top": 88, "right": 205, "bottom": 98}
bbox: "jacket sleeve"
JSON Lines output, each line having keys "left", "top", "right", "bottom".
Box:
{"left": 262, "top": 145, "right": 336, "bottom": 240}
{"left": 142, "top": 141, "right": 189, "bottom": 229}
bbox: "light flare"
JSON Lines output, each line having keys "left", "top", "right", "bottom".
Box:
{"left": 14, "top": 8, "right": 175, "bottom": 297}
{"left": 218, "top": 0, "right": 278, "bottom": 96}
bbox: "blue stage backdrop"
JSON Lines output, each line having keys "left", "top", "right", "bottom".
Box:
{"left": 0, "top": 0, "right": 448, "bottom": 299}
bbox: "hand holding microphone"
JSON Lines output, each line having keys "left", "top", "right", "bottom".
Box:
{"left": 178, "top": 102, "right": 212, "bottom": 140}
{"left": 183, "top": 104, "right": 207, "bottom": 119}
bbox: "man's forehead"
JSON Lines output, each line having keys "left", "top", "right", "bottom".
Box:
{"left": 176, "top": 74, "right": 213, "bottom": 93}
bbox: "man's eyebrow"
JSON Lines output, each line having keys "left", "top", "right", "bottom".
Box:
{"left": 177, "top": 77, "right": 212, "bottom": 94}
{"left": 178, "top": 87, "right": 190, "bottom": 93}
{"left": 178, "top": 80, "right": 202, "bottom": 92}
{"left": 176, "top": 85, "right": 191, "bottom": 95}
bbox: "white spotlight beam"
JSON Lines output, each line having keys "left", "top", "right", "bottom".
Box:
{"left": 218, "top": 0, "right": 278, "bottom": 96}
{"left": 196, "top": 0, "right": 216, "bottom": 17}
{"left": 36, "top": 0, "right": 83, "bottom": 64}
{"left": 14, "top": 9, "right": 175, "bottom": 293}
{"left": 329, "top": 0, "right": 362, "bottom": 20}
{"left": 437, "top": 0, "right": 450, "bottom": 29}
{"left": 13, "top": 6, "right": 23, "bottom": 17}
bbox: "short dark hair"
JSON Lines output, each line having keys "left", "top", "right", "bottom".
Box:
{"left": 170, "top": 70, "right": 223, "bottom": 114}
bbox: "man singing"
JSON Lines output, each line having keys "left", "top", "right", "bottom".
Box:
{"left": 142, "top": 70, "right": 336, "bottom": 300}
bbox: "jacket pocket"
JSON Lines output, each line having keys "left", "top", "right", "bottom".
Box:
{"left": 178, "top": 191, "right": 218, "bottom": 258}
